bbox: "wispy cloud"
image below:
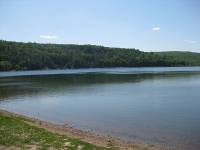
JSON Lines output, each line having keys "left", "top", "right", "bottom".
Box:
{"left": 152, "top": 28, "right": 160, "bottom": 31}
{"left": 40, "top": 35, "right": 57, "bottom": 39}
{"left": 186, "top": 40, "right": 196, "bottom": 43}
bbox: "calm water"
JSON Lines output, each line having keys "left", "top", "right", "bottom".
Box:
{"left": 0, "top": 67, "right": 200, "bottom": 150}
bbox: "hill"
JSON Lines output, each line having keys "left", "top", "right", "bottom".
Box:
{"left": 0, "top": 40, "right": 199, "bottom": 71}
{"left": 155, "top": 51, "right": 200, "bottom": 66}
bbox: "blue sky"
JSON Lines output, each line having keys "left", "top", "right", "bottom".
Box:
{"left": 0, "top": 0, "right": 200, "bottom": 52}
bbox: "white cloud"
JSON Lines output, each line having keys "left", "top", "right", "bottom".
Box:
{"left": 152, "top": 28, "right": 160, "bottom": 31}
{"left": 186, "top": 40, "right": 196, "bottom": 43}
{"left": 40, "top": 35, "right": 57, "bottom": 39}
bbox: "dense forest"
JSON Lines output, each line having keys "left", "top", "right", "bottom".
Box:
{"left": 0, "top": 40, "right": 199, "bottom": 71}
{"left": 156, "top": 51, "right": 200, "bottom": 64}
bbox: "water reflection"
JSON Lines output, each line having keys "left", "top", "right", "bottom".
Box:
{"left": 1, "top": 72, "right": 199, "bottom": 102}
{"left": 1, "top": 73, "right": 155, "bottom": 101}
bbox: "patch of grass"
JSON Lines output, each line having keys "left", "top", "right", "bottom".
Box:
{"left": 0, "top": 113, "right": 116, "bottom": 150}
{"left": 132, "top": 144, "right": 142, "bottom": 150}
{"left": 107, "top": 140, "right": 118, "bottom": 149}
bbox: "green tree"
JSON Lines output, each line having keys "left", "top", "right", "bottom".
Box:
{"left": 0, "top": 61, "right": 12, "bottom": 71}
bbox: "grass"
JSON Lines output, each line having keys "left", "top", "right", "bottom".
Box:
{"left": 0, "top": 112, "right": 116, "bottom": 150}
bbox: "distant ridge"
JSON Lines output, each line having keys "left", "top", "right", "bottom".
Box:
{"left": 155, "top": 51, "right": 200, "bottom": 65}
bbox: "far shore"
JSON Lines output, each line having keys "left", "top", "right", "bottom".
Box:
{"left": 0, "top": 109, "right": 168, "bottom": 150}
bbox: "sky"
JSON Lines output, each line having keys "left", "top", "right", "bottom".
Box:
{"left": 0, "top": 0, "right": 200, "bottom": 52}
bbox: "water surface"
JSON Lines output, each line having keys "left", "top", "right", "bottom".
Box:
{"left": 0, "top": 67, "right": 200, "bottom": 150}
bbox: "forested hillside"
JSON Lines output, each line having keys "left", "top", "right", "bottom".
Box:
{"left": 156, "top": 51, "right": 200, "bottom": 66}
{"left": 0, "top": 40, "right": 199, "bottom": 71}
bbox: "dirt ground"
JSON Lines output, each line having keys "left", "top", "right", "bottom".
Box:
{"left": 0, "top": 109, "right": 168, "bottom": 150}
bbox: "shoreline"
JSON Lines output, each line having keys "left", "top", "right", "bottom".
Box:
{"left": 0, "top": 109, "right": 168, "bottom": 150}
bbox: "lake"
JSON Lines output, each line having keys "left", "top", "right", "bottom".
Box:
{"left": 0, "top": 67, "right": 200, "bottom": 150}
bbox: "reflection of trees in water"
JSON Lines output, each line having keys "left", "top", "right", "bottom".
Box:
{"left": 24, "top": 71, "right": 198, "bottom": 85}
{"left": 0, "top": 71, "right": 199, "bottom": 102}
{"left": 0, "top": 83, "right": 40, "bottom": 102}
{"left": 25, "top": 73, "right": 155, "bottom": 85}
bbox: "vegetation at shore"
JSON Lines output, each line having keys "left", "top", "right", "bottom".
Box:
{"left": 1, "top": 40, "right": 199, "bottom": 71}
{"left": 0, "top": 112, "right": 115, "bottom": 150}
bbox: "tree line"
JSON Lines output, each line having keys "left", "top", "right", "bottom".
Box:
{"left": 0, "top": 40, "right": 199, "bottom": 71}
{"left": 155, "top": 51, "right": 200, "bottom": 66}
